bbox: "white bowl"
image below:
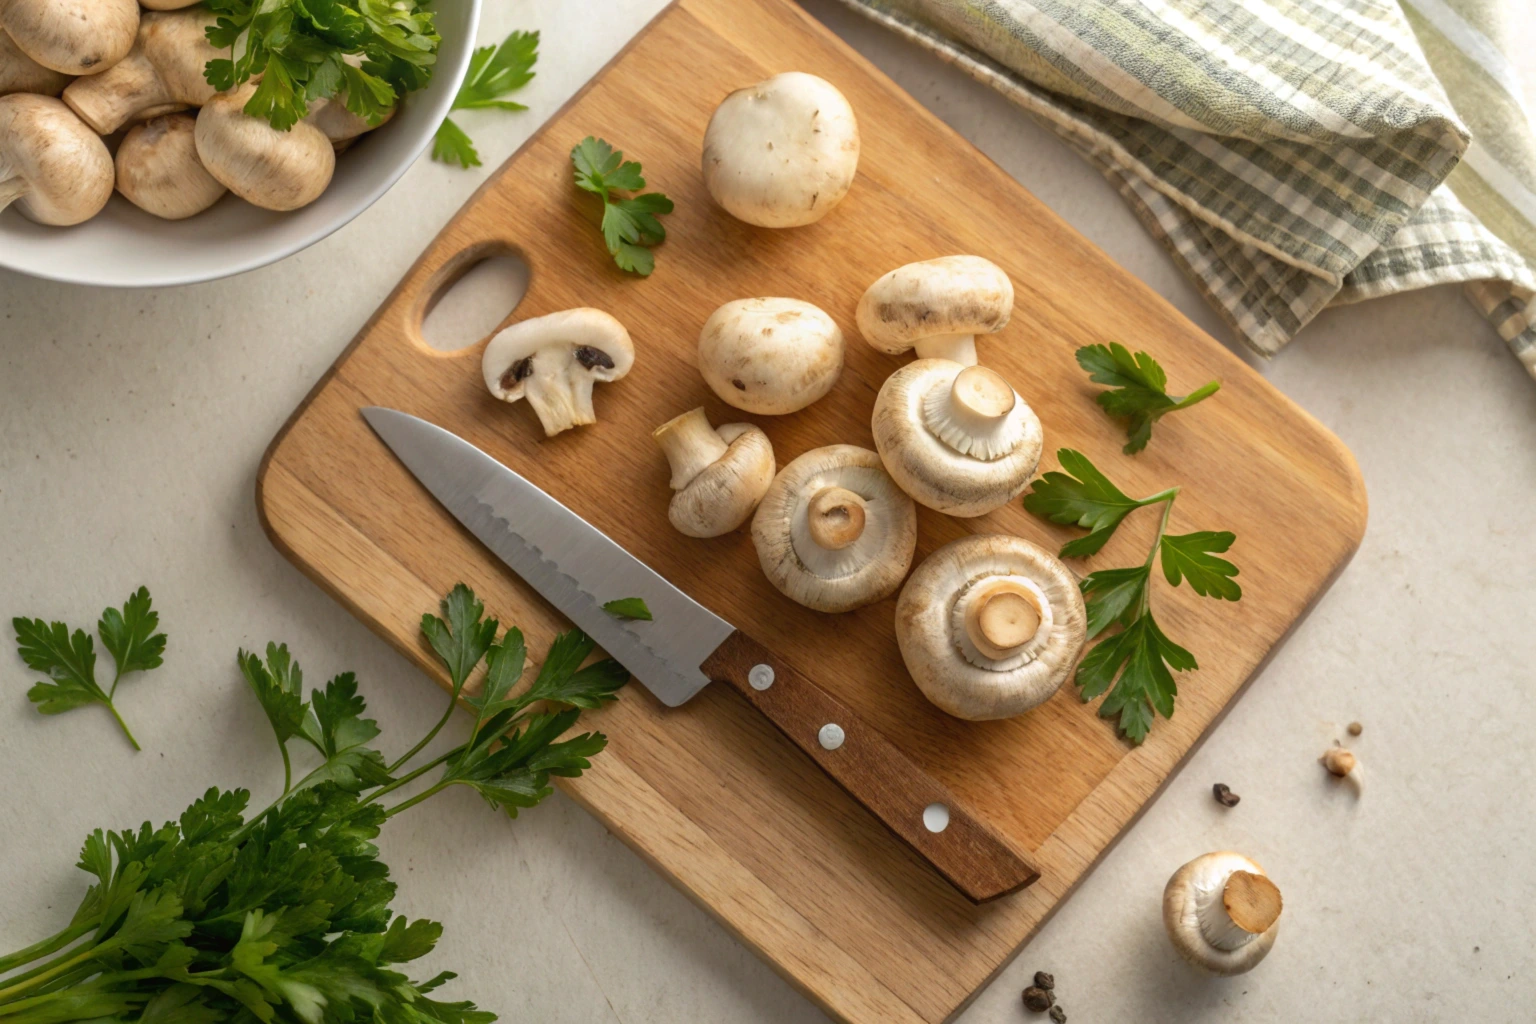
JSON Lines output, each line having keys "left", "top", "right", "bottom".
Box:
{"left": 0, "top": 0, "right": 481, "bottom": 288}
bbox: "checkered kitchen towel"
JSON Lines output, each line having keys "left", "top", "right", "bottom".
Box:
{"left": 831, "top": 0, "right": 1536, "bottom": 377}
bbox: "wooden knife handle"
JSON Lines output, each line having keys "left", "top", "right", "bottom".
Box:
{"left": 701, "top": 630, "right": 1039, "bottom": 903}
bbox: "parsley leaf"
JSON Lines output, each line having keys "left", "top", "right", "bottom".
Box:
{"left": 602, "top": 597, "right": 652, "bottom": 621}
{"left": 1075, "top": 614, "right": 1195, "bottom": 744}
{"left": 571, "top": 136, "right": 674, "bottom": 276}
{"left": 1076, "top": 343, "right": 1221, "bottom": 454}
{"left": 1021, "top": 449, "right": 1174, "bottom": 557}
{"left": 433, "top": 29, "right": 538, "bottom": 169}
{"left": 1160, "top": 531, "right": 1242, "bottom": 600}
{"left": 421, "top": 584, "right": 498, "bottom": 698}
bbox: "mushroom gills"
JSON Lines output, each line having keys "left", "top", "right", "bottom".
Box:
{"left": 518, "top": 345, "right": 607, "bottom": 435}
{"left": 952, "top": 575, "right": 1052, "bottom": 669}
{"left": 789, "top": 470, "right": 891, "bottom": 579}
{"left": 920, "top": 364, "right": 1030, "bottom": 460}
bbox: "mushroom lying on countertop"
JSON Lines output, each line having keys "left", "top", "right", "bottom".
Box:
{"left": 0, "top": 0, "right": 139, "bottom": 77}
{"left": 653, "top": 408, "right": 775, "bottom": 538}
{"left": 857, "top": 256, "right": 1015, "bottom": 366}
{"left": 873, "top": 359, "right": 1043, "bottom": 517}
{"left": 0, "top": 94, "right": 113, "bottom": 226}
{"left": 752, "top": 445, "right": 916, "bottom": 613}
{"left": 482, "top": 308, "right": 635, "bottom": 437}
{"left": 698, "top": 297, "right": 844, "bottom": 415}
{"left": 115, "top": 113, "right": 225, "bottom": 220}
{"left": 1164, "top": 852, "right": 1282, "bottom": 975}
{"left": 896, "top": 534, "right": 1085, "bottom": 720}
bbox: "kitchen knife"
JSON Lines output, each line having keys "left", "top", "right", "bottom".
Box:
{"left": 362, "top": 407, "right": 1038, "bottom": 903}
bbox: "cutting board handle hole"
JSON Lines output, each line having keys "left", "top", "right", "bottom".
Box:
{"left": 418, "top": 246, "right": 530, "bottom": 354}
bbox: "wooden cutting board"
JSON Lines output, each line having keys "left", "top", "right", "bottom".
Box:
{"left": 257, "top": 0, "right": 1367, "bottom": 1019}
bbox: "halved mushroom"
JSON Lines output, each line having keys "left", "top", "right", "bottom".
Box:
{"left": 872, "top": 359, "right": 1043, "bottom": 517}
{"left": 0, "top": 94, "right": 113, "bottom": 225}
{"left": 857, "top": 256, "right": 1014, "bottom": 366}
{"left": 0, "top": 30, "right": 72, "bottom": 96}
{"left": 0, "top": 0, "right": 138, "bottom": 77}
{"left": 194, "top": 84, "right": 335, "bottom": 212}
{"left": 1164, "top": 852, "right": 1283, "bottom": 975}
{"left": 482, "top": 308, "right": 635, "bottom": 437}
{"left": 896, "top": 534, "right": 1085, "bottom": 720}
{"left": 60, "top": 8, "right": 216, "bottom": 134}
{"left": 751, "top": 445, "right": 916, "bottom": 613}
{"left": 653, "top": 408, "right": 775, "bottom": 538}
{"left": 698, "top": 297, "right": 844, "bottom": 415}
{"left": 115, "top": 113, "right": 225, "bottom": 220}
{"left": 702, "top": 71, "right": 859, "bottom": 228}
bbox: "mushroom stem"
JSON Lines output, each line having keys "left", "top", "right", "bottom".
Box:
{"left": 912, "top": 333, "right": 977, "bottom": 365}
{"left": 1197, "top": 870, "right": 1282, "bottom": 951}
{"left": 653, "top": 408, "right": 730, "bottom": 490}
{"left": 0, "top": 171, "right": 23, "bottom": 211}
{"left": 806, "top": 487, "right": 867, "bottom": 550}
{"left": 963, "top": 579, "right": 1042, "bottom": 659}
{"left": 523, "top": 347, "right": 598, "bottom": 436}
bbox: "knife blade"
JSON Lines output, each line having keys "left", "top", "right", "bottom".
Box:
{"left": 362, "top": 407, "right": 1038, "bottom": 903}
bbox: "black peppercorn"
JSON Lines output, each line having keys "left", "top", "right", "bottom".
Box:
{"left": 1022, "top": 986, "right": 1054, "bottom": 1012}
{"left": 1213, "top": 782, "right": 1241, "bottom": 807}
{"left": 1033, "top": 971, "right": 1054, "bottom": 990}
{"left": 1049, "top": 1005, "right": 1067, "bottom": 1023}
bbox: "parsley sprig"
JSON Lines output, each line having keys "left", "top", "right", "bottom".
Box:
{"left": 571, "top": 137, "right": 674, "bottom": 276}
{"left": 432, "top": 30, "right": 539, "bottom": 169}
{"left": 1025, "top": 452, "right": 1240, "bottom": 743}
{"left": 1077, "top": 344, "right": 1220, "bottom": 454}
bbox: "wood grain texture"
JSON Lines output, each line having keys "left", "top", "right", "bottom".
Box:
{"left": 256, "top": 0, "right": 1368, "bottom": 1019}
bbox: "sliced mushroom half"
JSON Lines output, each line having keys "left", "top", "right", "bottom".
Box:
{"left": 896, "top": 534, "right": 1085, "bottom": 720}
{"left": 873, "top": 359, "right": 1043, "bottom": 517}
{"left": 482, "top": 308, "right": 635, "bottom": 437}
{"left": 653, "top": 407, "right": 775, "bottom": 538}
{"left": 857, "top": 255, "right": 1014, "bottom": 366}
{"left": 751, "top": 445, "right": 916, "bottom": 613}
{"left": 1164, "top": 852, "right": 1283, "bottom": 975}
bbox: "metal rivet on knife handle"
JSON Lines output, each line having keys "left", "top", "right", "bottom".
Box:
{"left": 818, "top": 723, "right": 845, "bottom": 750}
{"left": 748, "top": 664, "right": 775, "bottom": 690}
{"left": 923, "top": 803, "right": 951, "bottom": 833}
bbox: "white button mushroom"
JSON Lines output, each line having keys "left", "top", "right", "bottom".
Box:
{"left": 482, "top": 308, "right": 636, "bottom": 438}
{"left": 698, "top": 297, "right": 844, "bottom": 415}
{"left": 857, "top": 256, "right": 1015, "bottom": 366}
{"left": 0, "top": 30, "right": 72, "bottom": 97}
{"left": 194, "top": 84, "right": 336, "bottom": 212}
{"left": 307, "top": 95, "right": 396, "bottom": 153}
{"left": 1164, "top": 852, "right": 1283, "bottom": 975}
{"left": 0, "top": 94, "right": 113, "bottom": 226}
{"left": 872, "top": 359, "right": 1043, "bottom": 517}
{"left": 139, "top": 0, "right": 203, "bottom": 8}
{"left": 59, "top": 8, "right": 217, "bottom": 134}
{"left": 115, "top": 113, "right": 225, "bottom": 221}
{"left": 702, "top": 71, "right": 859, "bottom": 228}
{"left": 0, "top": 0, "right": 138, "bottom": 77}
{"left": 895, "top": 534, "right": 1086, "bottom": 720}
{"left": 652, "top": 408, "right": 775, "bottom": 538}
{"left": 751, "top": 445, "right": 916, "bottom": 613}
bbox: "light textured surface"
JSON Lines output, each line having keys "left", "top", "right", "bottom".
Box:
{"left": 0, "top": 4, "right": 1532, "bottom": 1024}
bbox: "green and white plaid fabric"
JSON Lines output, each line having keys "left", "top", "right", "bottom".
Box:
{"left": 832, "top": 0, "right": 1536, "bottom": 378}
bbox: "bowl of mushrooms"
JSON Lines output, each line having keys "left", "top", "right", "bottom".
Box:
{"left": 0, "top": 0, "right": 480, "bottom": 288}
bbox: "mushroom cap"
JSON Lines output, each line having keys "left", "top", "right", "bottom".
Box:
{"left": 857, "top": 256, "right": 1014, "bottom": 358}
{"left": 872, "top": 359, "right": 1043, "bottom": 517}
{"left": 0, "top": 29, "right": 73, "bottom": 96}
{"left": 895, "top": 534, "right": 1085, "bottom": 720}
{"left": 482, "top": 308, "right": 635, "bottom": 437}
{"left": 0, "top": 0, "right": 139, "bottom": 76}
{"left": 63, "top": 8, "right": 220, "bottom": 134}
{"left": 1163, "top": 852, "right": 1282, "bottom": 975}
{"left": 308, "top": 95, "right": 396, "bottom": 147}
{"left": 139, "top": 0, "right": 204, "bottom": 8}
{"left": 0, "top": 94, "right": 113, "bottom": 226}
{"left": 195, "top": 85, "right": 336, "bottom": 212}
{"left": 655, "top": 411, "right": 776, "bottom": 538}
{"left": 116, "top": 113, "right": 225, "bottom": 220}
{"left": 751, "top": 445, "right": 916, "bottom": 613}
{"left": 701, "top": 71, "right": 859, "bottom": 229}
{"left": 698, "top": 297, "right": 844, "bottom": 415}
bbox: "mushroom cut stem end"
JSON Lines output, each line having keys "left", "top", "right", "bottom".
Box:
{"left": 967, "top": 583, "right": 1042, "bottom": 657}
{"left": 1222, "top": 871, "right": 1283, "bottom": 936}
{"left": 653, "top": 407, "right": 729, "bottom": 490}
{"left": 806, "top": 486, "right": 867, "bottom": 550}
{"left": 912, "top": 333, "right": 977, "bottom": 365}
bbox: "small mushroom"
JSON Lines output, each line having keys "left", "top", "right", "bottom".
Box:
{"left": 751, "top": 445, "right": 916, "bottom": 613}
{"left": 0, "top": 29, "right": 72, "bottom": 96}
{"left": 0, "top": 94, "right": 112, "bottom": 225}
{"left": 307, "top": 94, "right": 396, "bottom": 154}
{"left": 482, "top": 308, "right": 635, "bottom": 437}
{"left": 701, "top": 71, "right": 859, "bottom": 228}
{"left": 896, "top": 534, "right": 1085, "bottom": 720}
{"left": 872, "top": 359, "right": 1043, "bottom": 517}
{"left": 60, "top": 8, "right": 216, "bottom": 134}
{"left": 1164, "top": 852, "right": 1282, "bottom": 975}
{"left": 194, "top": 84, "right": 336, "bottom": 212}
{"left": 0, "top": 0, "right": 138, "bottom": 77}
{"left": 115, "top": 113, "right": 225, "bottom": 220}
{"left": 698, "top": 297, "right": 844, "bottom": 415}
{"left": 653, "top": 408, "right": 775, "bottom": 538}
{"left": 857, "top": 256, "right": 1015, "bottom": 365}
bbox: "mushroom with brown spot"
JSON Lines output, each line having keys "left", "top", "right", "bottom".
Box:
{"left": 115, "top": 112, "right": 225, "bottom": 220}
{"left": 702, "top": 71, "right": 859, "bottom": 228}
{"left": 896, "top": 534, "right": 1085, "bottom": 720}
{"left": 0, "top": 30, "right": 72, "bottom": 96}
{"left": 194, "top": 84, "right": 336, "bottom": 212}
{"left": 0, "top": 0, "right": 138, "bottom": 77}
{"left": 0, "top": 94, "right": 113, "bottom": 225}
{"left": 482, "top": 308, "right": 635, "bottom": 437}
{"left": 857, "top": 255, "right": 1015, "bottom": 366}
{"left": 873, "top": 359, "right": 1043, "bottom": 516}
{"left": 698, "top": 297, "right": 844, "bottom": 415}
{"left": 653, "top": 408, "right": 775, "bottom": 538}
{"left": 61, "top": 8, "right": 219, "bottom": 134}
{"left": 751, "top": 445, "right": 916, "bottom": 613}
{"left": 1163, "top": 852, "right": 1282, "bottom": 975}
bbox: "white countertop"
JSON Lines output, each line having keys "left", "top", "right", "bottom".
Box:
{"left": 3, "top": 2, "right": 1533, "bottom": 1021}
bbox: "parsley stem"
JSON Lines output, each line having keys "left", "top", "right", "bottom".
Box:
{"left": 279, "top": 741, "right": 293, "bottom": 796}
{"left": 0, "top": 946, "right": 99, "bottom": 1003}
{"left": 106, "top": 701, "right": 140, "bottom": 752}
{"left": 1174, "top": 380, "right": 1221, "bottom": 410}
{"left": 1141, "top": 494, "right": 1179, "bottom": 617}
{"left": 356, "top": 749, "right": 455, "bottom": 810}
{"left": 0, "top": 921, "right": 95, "bottom": 975}
{"left": 388, "top": 695, "right": 458, "bottom": 773}
{"left": 382, "top": 781, "right": 451, "bottom": 819}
